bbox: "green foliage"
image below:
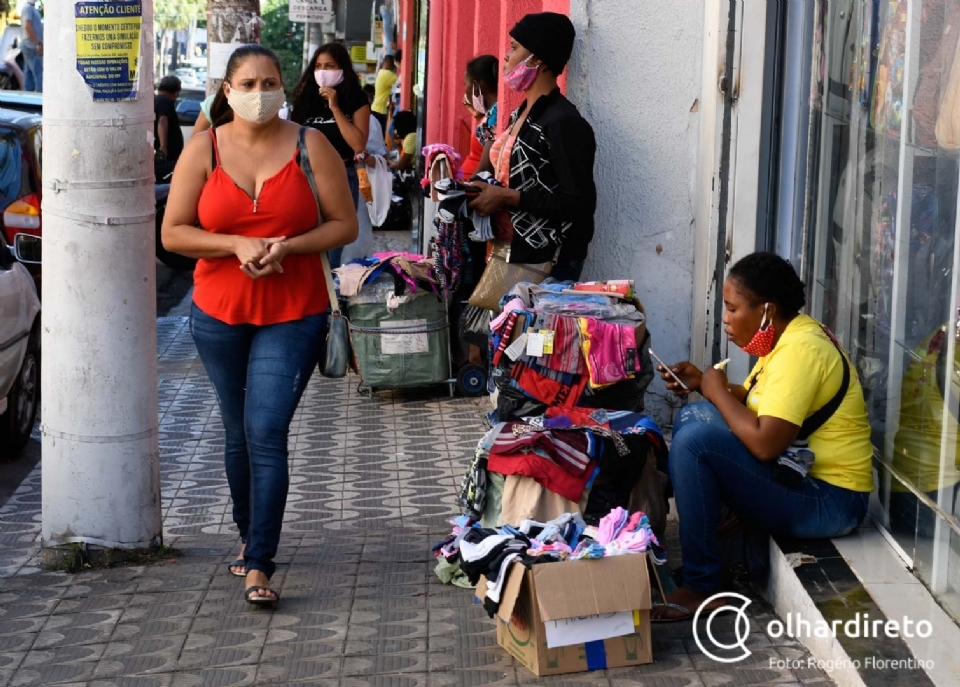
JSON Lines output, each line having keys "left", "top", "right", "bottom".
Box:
{"left": 261, "top": 0, "right": 305, "bottom": 94}
{"left": 155, "top": 0, "right": 206, "bottom": 32}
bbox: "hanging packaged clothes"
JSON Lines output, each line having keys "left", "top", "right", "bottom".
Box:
{"left": 578, "top": 317, "right": 642, "bottom": 388}
{"left": 510, "top": 360, "right": 589, "bottom": 408}
{"left": 531, "top": 312, "right": 586, "bottom": 375}
{"left": 432, "top": 178, "right": 477, "bottom": 293}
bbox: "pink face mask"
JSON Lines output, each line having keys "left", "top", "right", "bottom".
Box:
{"left": 740, "top": 304, "right": 776, "bottom": 357}
{"left": 471, "top": 84, "right": 487, "bottom": 115}
{"left": 503, "top": 56, "right": 538, "bottom": 92}
{"left": 314, "top": 69, "right": 344, "bottom": 89}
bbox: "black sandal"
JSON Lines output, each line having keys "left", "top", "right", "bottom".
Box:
{"left": 244, "top": 586, "right": 279, "bottom": 606}
{"left": 227, "top": 559, "right": 246, "bottom": 577}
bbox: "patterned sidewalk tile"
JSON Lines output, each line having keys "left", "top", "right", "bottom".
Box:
{"left": 0, "top": 316, "right": 831, "bottom": 686}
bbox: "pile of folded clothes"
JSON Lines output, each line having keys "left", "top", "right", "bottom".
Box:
{"left": 333, "top": 252, "right": 439, "bottom": 301}
{"left": 432, "top": 509, "right": 666, "bottom": 612}
{"left": 457, "top": 406, "right": 666, "bottom": 524}
{"left": 488, "top": 280, "right": 654, "bottom": 419}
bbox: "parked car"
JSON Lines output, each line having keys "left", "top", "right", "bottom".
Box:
{"left": 0, "top": 110, "right": 42, "bottom": 287}
{"left": 0, "top": 91, "right": 41, "bottom": 115}
{"left": 0, "top": 231, "right": 39, "bottom": 460}
{"left": 174, "top": 67, "right": 197, "bottom": 86}
{"left": 176, "top": 86, "right": 206, "bottom": 126}
{"left": 176, "top": 98, "right": 203, "bottom": 126}
{"left": 0, "top": 104, "right": 196, "bottom": 273}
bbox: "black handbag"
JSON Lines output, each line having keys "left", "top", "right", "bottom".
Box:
{"left": 297, "top": 126, "right": 355, "bottom": 378}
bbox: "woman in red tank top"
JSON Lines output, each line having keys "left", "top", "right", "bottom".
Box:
{"left": 162, "top": 45, "right": 358, "bottom": 607}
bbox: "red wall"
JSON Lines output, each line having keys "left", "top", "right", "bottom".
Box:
{"left": 399, "top": 0, "right": 415, "bottom": 110}
{"left": 425, "top": 0, "right": 570, "bottom": 156}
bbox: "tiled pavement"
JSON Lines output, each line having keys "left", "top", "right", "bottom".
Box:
{"left": 0, "top": 262, "right": 832, "bottom": 686}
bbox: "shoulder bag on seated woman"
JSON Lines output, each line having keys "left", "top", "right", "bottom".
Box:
{"left": 297, "top": 126, "right": 356, "bottom": 378}
{"left": 468, "top": 241, "right": 554, "bottom": 313}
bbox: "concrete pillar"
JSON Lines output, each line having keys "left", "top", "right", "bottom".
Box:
{"left": 42, "top": 0, "right": 162, "bottom": 560}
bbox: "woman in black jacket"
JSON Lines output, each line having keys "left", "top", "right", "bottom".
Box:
{"left": 469, "top": 12, "right": 597, "bottom": 282}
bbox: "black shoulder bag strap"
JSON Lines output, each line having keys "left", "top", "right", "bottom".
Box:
{"left": 797, "top": 326, "right": 851, "bottom": 441}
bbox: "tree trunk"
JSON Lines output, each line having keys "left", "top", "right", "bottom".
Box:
{"left": 42, "top": 0, "right": 161, "bottom": 562}
{"left": 206, "top": 0, "right": 262, "bottom": 96}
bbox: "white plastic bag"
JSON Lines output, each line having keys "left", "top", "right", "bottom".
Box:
{"left": 342, "top": 191, "right": 374, "bottom": 264}
{"left": 366, "top": 155, "right": 393, "bottom": 227}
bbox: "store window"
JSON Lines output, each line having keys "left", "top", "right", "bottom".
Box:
{"left": 805, "top": 0, "right": 960, "bottom": 620}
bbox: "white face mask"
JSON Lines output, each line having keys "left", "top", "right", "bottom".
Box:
{"left": 226, "top": 87, "right": 286, "bottom": 125}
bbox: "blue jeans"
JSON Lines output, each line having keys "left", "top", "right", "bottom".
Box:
{"left": 327, "top": 165, "right": 359, "bottom": 270}
{"left": 21, "top": 45, "right": 42, "bottom": 92}
{"left": 190, "top": 303, "right": 327, "bottom": 578}
{"left": 669, "top": 401, "right": 869, "bottom": 592}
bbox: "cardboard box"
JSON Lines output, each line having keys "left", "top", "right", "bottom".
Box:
{"left": 478, "top": 554, "right": 653, "bottom": 676}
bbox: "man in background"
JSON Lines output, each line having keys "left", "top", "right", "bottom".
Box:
{"left": 371, "top": 55, "right": 397, "bottom": 134}
{"left": 20, "top": 0, "right": 42, "bottom": 92}
{"left": 154, "top": 76, "right": 184, "bottom": 178}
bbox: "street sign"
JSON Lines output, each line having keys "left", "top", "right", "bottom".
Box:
{"left": 289, "top": 0, "right": 334, "bottom": 23}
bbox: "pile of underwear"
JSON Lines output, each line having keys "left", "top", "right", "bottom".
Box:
{"left": 488, "top": 281, "right": 652, "bottom": 417}
{"left": 334, "top": 252, "right": 439, "bottom": 302}
{"left": 457, "top": 406, "right": 665, "bottom": 523}
{"left": 432, "top": 509, "right": 666, "bottom": 616}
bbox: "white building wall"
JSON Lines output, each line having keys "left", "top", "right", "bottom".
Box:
{"left": 567, "top": 0, "right": 704, "bottom": 427}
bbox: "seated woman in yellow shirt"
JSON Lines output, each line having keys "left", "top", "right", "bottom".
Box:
{"left": 388, "top": 109, "right": 418, "bottom": 171}
{"left": 656, "top": 252, "right": 874, "bottom": 620}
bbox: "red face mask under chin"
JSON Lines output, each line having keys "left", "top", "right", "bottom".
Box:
{"left": 740, "top": 303, "right": 776, "bottom": 357}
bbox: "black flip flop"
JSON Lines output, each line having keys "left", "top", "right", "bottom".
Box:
{"left": 244, "top": 586, "right": 279, "bottom": 606}
{"left": 227, "top": 559, "right": 246, "bottom": 577}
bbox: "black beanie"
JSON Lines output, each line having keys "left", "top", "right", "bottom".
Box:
{"left": 509, "top": 12, "right": 576, "bottom": 75}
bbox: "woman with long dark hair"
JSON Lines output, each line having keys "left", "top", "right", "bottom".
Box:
{"left": 290, "top": 43, "right": 370, "bottom": 268}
